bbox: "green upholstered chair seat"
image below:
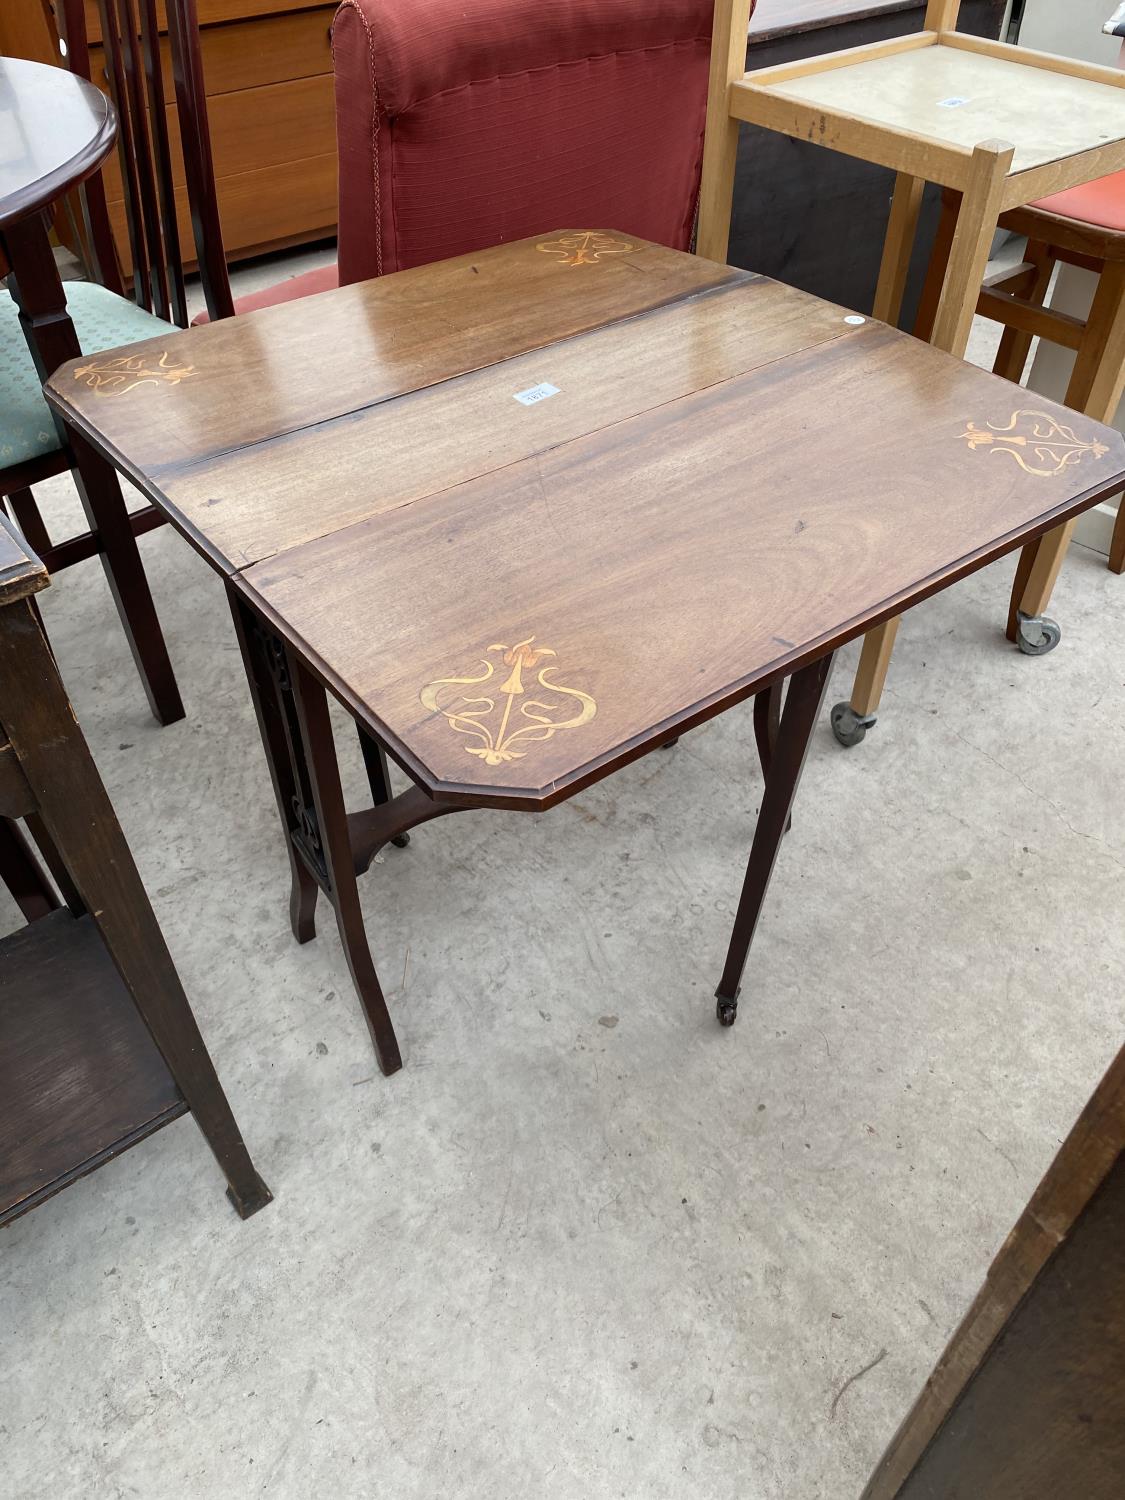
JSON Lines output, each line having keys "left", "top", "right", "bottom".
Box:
{"left": 0, "top": 281, "right": 175, "bottom": 470}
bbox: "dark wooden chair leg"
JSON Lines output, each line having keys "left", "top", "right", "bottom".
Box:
{"left": 0, "top": 817, "right": 60, "bottom": 922}
{"left": 715, "top": 652, "right": 835, "bottom": 1025}
{"left": 357, "top": 726, "right": 411, "bottom": 847}
{"left": 0, "top": 599, "right": 270, "bottom": 1216}
{"left": 290, "top": 659, "right": 403, "bottom": 1077}
{"left": 1, "top": 213, "right": 184, "bottom": 728}
{"left": 3, "top": 488, "right": 53, "bottom": 560}
{"left": 227, "top": 587, "right": 320, "bottom": 944}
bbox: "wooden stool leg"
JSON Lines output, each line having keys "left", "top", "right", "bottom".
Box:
{"left": 3, "top": 488, "right": 52, "bottom": 560}
{"left": 0, "top": 599, "right": 270, "bottom": 1217}
{"left": 839, "top": 144, "right": 1012, "bottom": 741}
{"left": 913, "top": 192, "right": 959, "bottom": 343}
{"left": 227, "top": 588, "right": 319, "bottom": 944}
{"left": 696, "top": 0, "right": 755, "bottom": 262}
{"left": 993, "top": 239, "right": 1055, "bottom": 388}
{"left": 830, "top": 617, "right": 900, "bottom": 746}
{"left": 873, "top": 173, "right": 925, "bottom": 328}
{"left": 715, "top": 652, "right": 834, "bottom": 1023}
{"left": 1012, "top": 261, "right": 1125, "bottom": 642}
{"left": 931, "top": 142, "right": 1013, "bottom": 359}
{"left": 290, "top": 658, "right": 403, "bottom": 1077}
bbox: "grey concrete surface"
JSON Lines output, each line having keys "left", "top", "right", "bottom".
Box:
{"left": 1, "top": 257, "right": 1122, "bottom": 1499}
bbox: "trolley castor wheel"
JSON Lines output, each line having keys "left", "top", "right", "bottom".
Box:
{"left": 391, "top": 832, "right": 411, "bottom": 848}
{"left": 1015, "top": 611, "right": 1061, "bottom": 657}
{"left": 715, "top": 988, "right": 739, "bottom": 1027}
{"left": 830, "top": 701, "right": 877, "bottom": 748}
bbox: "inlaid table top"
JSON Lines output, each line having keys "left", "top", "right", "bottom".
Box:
{"left": 47, "top": 232, "right": 1125, "bottom": 808}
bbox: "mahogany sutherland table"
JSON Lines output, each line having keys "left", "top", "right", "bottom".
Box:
{"left": 44, "top": 233, "right": 1125, "bottom": 1074}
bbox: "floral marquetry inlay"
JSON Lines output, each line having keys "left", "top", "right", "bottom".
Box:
{"left": 536, "top": 232, "right": 636, "bottom": 267}
{"left": 420, "top": 638, "right": 597, "bottom": 768}
{"left": 72, "top": 349, "right": 195, "bottom": 396}
{"left": 959, "top": 409, "right": 1109, "bottom": 477}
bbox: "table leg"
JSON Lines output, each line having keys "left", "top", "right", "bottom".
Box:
{"left": 357, "top": 727, "right": 411, "bottom": 848}
{"left": 0, "top": 213, "right": 183, "bottom": 727}
{"left": 289, "top": 657, "right": 404, "bottom": 1077}
{"left": 753, "top": 680, "right": 792, "bottom": 834}
{"left": 227, "top": 589, "right": 321, "bottom": 944}
{"left": 872, "top": 173, "right": 925, "bottom": 329}
{"left": 715, "top": 652, "right": 834, "bottom": 1025}
{"left": 1009, "top": 260, "right": 1125, "bottom": 644}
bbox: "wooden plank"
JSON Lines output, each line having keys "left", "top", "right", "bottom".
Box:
{"left": 730, "top": 79, "right": 974, "bottom": 186}
{"left": 0, "top": 514, "right": 49, "bottom": 605}
{"left": 734, "top": 28, "right": 935, "bottom": 87}
{"left": 237, "top": 319, "right": 1125, "bottom": 807}
{"left": 46, "top": 233, "right": 747, "bottom": 475}
{"left": 863, "top": 1046, "right": 1125, "bottom": 1498}
{"left": 942, "top": 30, "right": 1125, "bottom": 87}
{"left": 0, "top": 910, "right": 186, "bottom": 1226}
{"left": 1003, "top": 140, "right": 1125, "bottom": 212}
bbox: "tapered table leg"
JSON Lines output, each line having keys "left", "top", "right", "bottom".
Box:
{"left": 290, "top": 658, "right": 403, "bottom": 1076}
{"left": 357, "top": 726, "right": 411, "bottom": 848}
{"left": 0, "top": 213, "right": 183, "bottom": 726}
{"left": 228, "top": 589, "right": 320, "bottom": 944}
{"left": 715, "top": 652, "right": 835, "bottom": 1025}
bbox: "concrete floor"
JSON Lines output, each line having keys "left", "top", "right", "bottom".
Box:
{"left": 1, "top": 249, "right": 1123, "bottom": 1499}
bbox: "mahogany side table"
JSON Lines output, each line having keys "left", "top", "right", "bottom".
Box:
{"left": 43, "top": 233, "right": 1125, "bottom": 1075}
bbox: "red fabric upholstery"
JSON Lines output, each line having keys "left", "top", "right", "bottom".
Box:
{"left": 1029, "top": 169, "right": 1125, "bottom": 235}
{"left": 191, "top": 263, "right": 339, "bottom": 325}
{"left": 331, "top": 0, "right": 715, "bottom": 284}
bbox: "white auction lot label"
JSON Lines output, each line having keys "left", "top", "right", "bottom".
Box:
{"left": 514, "top": 382, "right": 561, "bottom": 406}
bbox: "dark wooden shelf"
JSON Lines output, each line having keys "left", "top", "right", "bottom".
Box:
{"left": 0, "top": 910, "right": 187, "bottom": 1225}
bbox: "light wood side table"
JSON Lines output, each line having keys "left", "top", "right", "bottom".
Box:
{"left": 699, "top": 0, "right": 1125, "bottom": 745}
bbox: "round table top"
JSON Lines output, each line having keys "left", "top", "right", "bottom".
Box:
{"left": 0, "top": 56, "right": 116, "bottom": 231}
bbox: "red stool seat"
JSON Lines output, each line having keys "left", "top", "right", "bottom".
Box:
{"left": 1029, "top": 169, "right": 1125, "bottom": 234}
{"left": 191, "top": 263, "right": 339, "bottom": 325}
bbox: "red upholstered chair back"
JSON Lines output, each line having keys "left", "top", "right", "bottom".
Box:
{"left": 331, "top": 0, "right": 716, "bottom": 283}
